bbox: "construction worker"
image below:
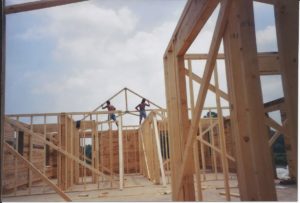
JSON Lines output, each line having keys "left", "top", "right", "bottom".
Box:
{"left": 102, "top": 100, "right": 118, "bottom": 127}
{"left": 135, "top": 98, "right": 150, "bottom": 125}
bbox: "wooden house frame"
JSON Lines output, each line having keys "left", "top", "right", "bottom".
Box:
{"left": 0, "top": 0, "right": 298, "bottom": 201}
{"left": 164, "top": 0, "right": 297, "bottom": 201}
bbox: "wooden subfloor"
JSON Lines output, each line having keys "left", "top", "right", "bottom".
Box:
{"left": 2, "top": 173, "right": 297, "bottom": 202}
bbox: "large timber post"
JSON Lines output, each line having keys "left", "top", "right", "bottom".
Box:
{"left": 164, "top": 50, "right": 195, "bottom": 201}
{"left": 274, "top": 0, "right": 298, "bottom": 182}
{"left": 223, "top": 0, "right": 277, "bottom": 200}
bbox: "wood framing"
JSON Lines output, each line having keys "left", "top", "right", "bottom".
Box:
{"left": 118, "top": 115, "right": 124, "bottom": 190}
{"left": 169, "top": 0, "right": 231, "bottom": 200}
{"left": 2, "top": 0, "right": 298, "bottom": 201}
{"left": 5, "top": 0, "right": 87, "bottom": 14}
{"left": 152, "top": 115, "right": 167, "bottom": 187}
{"left": 223, "top": 0, "right": 276, "bottom": 200}
{"left": 274, "top": 0, "right": 298, "bottom": 181}
{"left": 184, "top": 52, "right": 281, "bottom": 75}
{"left": 5, "top": 117, "right": 106, "bottom": 178}
{"left": 163, "top": 0, "right": 293, "bottom": 201}
{"left": 4, "top": 143, "right": 72, "bottom": 201}
{"left": 165, "top": 0, "right": 219, "bottom": 56}
{"left": 165, "top": 51, "right": 195, "bottom": 200}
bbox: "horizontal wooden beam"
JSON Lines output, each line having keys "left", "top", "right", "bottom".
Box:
{"left": 257, "top": 52, "right": 281, "bottom": 75}
{"left": 4, "top": 142, "right": 72, "bottom": 201}
{"left": 5, "top": 0, "right": 87, "bottom": 14}
{"left": 184, "top": 53, "right": 225, "bottom": 60}
{"left": 264, "top": 97, "right": 284, "bottom": 113}
{"left": 184, "top": 52, "right": 281, "bottom": 75}
{"left": 164, "top": 0, "right": 219, "bottom": 57}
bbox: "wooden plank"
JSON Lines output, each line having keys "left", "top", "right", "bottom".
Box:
{"left": 64, "top": 115, "right": 67, "bottom": 190}
{"left": 165, "top": 51, "right": 182, "bottom": 199}
{"left": 29, "top": 116, "right": 33, "bottom": 194}
{"left": 274, "top": 0, "right": 298, "bottom": 181}
{"left": 185, "top": 52, "right": 281, "bottom": 75}
{"left": 5, "top": 143, "right": 72, "bottom": 201}
{"left": 177, "top": 54, "right": 195, "bottom": 200}
{"left": 165, "top": 50, "right": 195, "bottom": 200}
{"left": 14, "top": 127, "right": 18, "bottom": 195}
{"left": 83, "top": 117, "right": 86, "bottom": 190}
{"left": 265, "top": 116, "right": 284, "bottom": 134}
{"left": 69, "top": 116, "right": 73, "bottom": 188}
{"left": 125, "top": 89, "right": 128, "bottom": 112}
{"left": 118, "top": 115, "right": 124, "bottom": 190}
{"left": 268, "top": 130, "right": 281, "bottom": 147}
{"left": 223, "top": 0, "right": 277, "bottom": 200}
{"left": 139, "top": 125, "right": 150, "bottom": 179}
{"left": 109, "top": 122, "right": 113, "bottom": 188}
{"left": 198, "top": 122, "right": 206, "bottom": 181}
{"left": 208, "top": 109, "right": 218, "bottom": 180}
{"left": 214, "top": 66, "right": 230, "bottom": 200}
{"left": 152, "top": 115, "right": 167, "bottom": 187}
{"left": 184, "top": 53, "right": 225, "bottom": 60}
{"left": 5, "top": 0, "right": 87, "bottom": 14}
{"left": 43, "top": 115, "right": 47, "bottom": 193}
{"left": 95, "top": 114, "right": 99, "bottom": 188}
{"left": 57, "top": 115, "right": 61, "bottom": 187}
{"left": 188, "top": 59, "right": 202, "bottom": 200}
{"left": 264, "top": 98, "right": 284, "bottom": 113}
{"left": 165, "top": 0, "right": 219, "bottom": 56}
{"left": 193, "top": 141, "right": 202, "bottom": 201}
{"left": 257, "top": 52, "right": 281, "bottom": 75}
{"left": 219, "top": 191, "right": 240, "bottom": 198}
{"left": 173, "top": 1, "right": 232, "bottom": 199}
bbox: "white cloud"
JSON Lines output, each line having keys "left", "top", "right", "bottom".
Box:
{"left": 7, "top": 0, "right": 281, "bottom": 121}
{"left": 17, "top": 2, "right": 177, "bottom": 113}
{"left": 256, "top": 25, "right": 278, "bottom": 52}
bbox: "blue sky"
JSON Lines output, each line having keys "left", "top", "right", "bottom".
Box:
{"left": 5, "top": 0, "right": 284, "bottom": 124}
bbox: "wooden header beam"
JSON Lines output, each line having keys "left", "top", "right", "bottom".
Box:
{"left": 5, "top": 0, "right": 87, "bottom": 15}
{"left": 164, "top": 0, "right": 219, "bottom": 57}
{"left": 184, "top": 52, "right": 281, "bottom": 75}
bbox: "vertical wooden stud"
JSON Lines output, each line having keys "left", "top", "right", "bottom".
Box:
{"left": 223, "top": 0, "right": 277, "bottom": 200}
{"left": 118, "top": 114, "right": 124, "bottom": 190}
{"left": 28, "top": 116, "right": 33, "bottom": 194}
{"left": 109, "top": 121, "right": 113, "bottom": 188}
{"left": 214, "top": 66, "right": 230, "bottom": 200}
{"left": 209, "top": 109, "right": 218, "bottom": 179}
{"left": 153, "top": 115, "right": 167, "bottom": 187}
{"left": 274, "top": 0, "right": 298, "bottom": 181}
